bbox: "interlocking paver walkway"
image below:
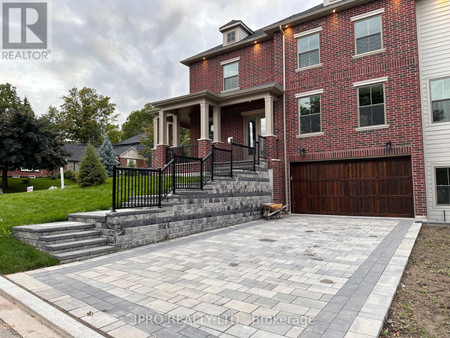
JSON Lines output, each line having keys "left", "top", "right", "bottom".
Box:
{"left": 6, "top": 215, "right": 421, "bottom": 337}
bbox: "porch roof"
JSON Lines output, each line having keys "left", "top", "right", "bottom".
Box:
{"left": 150, "top": 82, "right": 284, "bottom": 112}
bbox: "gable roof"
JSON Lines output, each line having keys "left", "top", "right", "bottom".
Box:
{"left": 114, "top": 133, "right": 146, "bottom": 146}
{"left": 181, "top": 0, "right": 369, "bottom": 66}
{"left": 64, "top": 144, "right": 89, "bottom": 162}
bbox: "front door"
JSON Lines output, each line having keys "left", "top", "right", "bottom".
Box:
{"left": 245, "top": 116, "right": 266, "bottom": 148}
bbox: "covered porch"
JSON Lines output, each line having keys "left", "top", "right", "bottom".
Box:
{"left": 150, "top": 83, "right": 283, "bottom": 168}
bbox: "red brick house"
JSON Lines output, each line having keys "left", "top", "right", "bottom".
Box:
{"left": 150, "top": 0, "right": 426, "bottom": 218}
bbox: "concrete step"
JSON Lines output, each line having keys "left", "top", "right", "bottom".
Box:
{"left": 45, "top": 238, "right": 108, "bottom": 253}
{"left": 53, "top": 246, "right": 116, "bottom": 264}
{"left": 14, "top": 222, "right": 95, "bottom": 236}
{"left": 39, "top": 230, "right": 102, "bottom": 243}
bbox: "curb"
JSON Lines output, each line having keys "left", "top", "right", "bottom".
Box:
{"left": 0, "top": 276, "right": 104, "bottom": 338}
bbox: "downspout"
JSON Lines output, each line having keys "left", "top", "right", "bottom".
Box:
{"left": 279, "top": 25, "right": 290, "bottom": 211}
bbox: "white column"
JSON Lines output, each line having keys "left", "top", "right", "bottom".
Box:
{"left": 264, "top": 96, "right": 274, "bottom": 136}
{"left": 199, "top": 101, "right": 210, "bottom": 140}
{"left": 158, "top": 110, "right": 168, "bottom": 145}
{"left": 212, "top": 106, "right": 221, "bottom": 143}
{"left": 173, "top": 114, "right": 180, "bottom": 147}
{"left": 153, "top": 116, "right": 159, "bottom": 149}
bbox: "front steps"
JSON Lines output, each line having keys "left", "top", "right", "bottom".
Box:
{"left": 13, "top": 222, "right": 115, "bottom": 263}
{"left": 14, "top": 167, "right": 272, "bottom": 263}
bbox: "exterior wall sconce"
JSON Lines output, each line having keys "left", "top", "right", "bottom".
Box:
{"left": 386, "top": 141, "right": 392, "bottom": 152}
{"left": 300, "top": 148, "right": 306, "bottom": 157}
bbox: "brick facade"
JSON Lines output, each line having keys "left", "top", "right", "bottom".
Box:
{"left": 178, "top": 0, "right": 426, "bottom": 216}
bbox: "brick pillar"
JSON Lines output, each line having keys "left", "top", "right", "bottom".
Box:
{"left": 198, "top": 139, "right": 212, "bottom": 158}
{"left": 264, "top": 136, "right": 286, "bottom": 205}
{"left": 151, "top": 145, "right": 169, "bottom": 169}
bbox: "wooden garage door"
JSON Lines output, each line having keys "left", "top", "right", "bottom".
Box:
{"left": 292, "top": 156, "right": 414, "bottom": 217}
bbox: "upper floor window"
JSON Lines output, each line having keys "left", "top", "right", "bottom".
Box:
{"left": 436, "top": 168, "right": 450, "bottom": 205}
{"left": 431, "top": 78, "right": 450, "bottom": 123}
{"left": 223, "top": 61, "right": 239, "bottom": 91}
{"left": 297, "top": 33, "right": 320, "bottom": 69}
{"left": 355, "top": 15, "right": 382, "bottom": 55}
{"left": 358, "top": 84, "right": 385, "bottom": 127}
{"left": 299, "top": 95, "right": 321, "bottom": 134}
{"left": 227, "top": 31, "right": 236, "bottom": 44}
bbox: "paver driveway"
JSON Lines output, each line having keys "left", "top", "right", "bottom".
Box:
{"left": 7, "top": 215, "right": 420, "bottom": 338}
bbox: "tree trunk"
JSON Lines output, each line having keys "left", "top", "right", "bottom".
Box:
{"left": 1, "top": 168, "right": 8, "bottom": 190}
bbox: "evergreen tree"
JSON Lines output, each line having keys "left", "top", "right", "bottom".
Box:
{"left": 76, "top": 144, "right": 107, "bottom": 187}
{"left": 99, "top": 136, "right": 117, "bottom": 176}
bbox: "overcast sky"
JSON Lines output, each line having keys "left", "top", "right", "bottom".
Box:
{"left": 2, "top": 0, "right": 321, "bottom": 124}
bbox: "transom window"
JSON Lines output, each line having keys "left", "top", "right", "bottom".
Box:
{"left": 227, "top": 31, "right": 236, "bottom": 44}
{"left": 358, "top": 84, "right": 385, "bottom": 127}
{"left": 355, "top": 15, "right": 382, "bottom": 55}
{"left": 297, "top": 33, "right": 320, "bottom": 68}
{"left": 436, "top": 168, "right": 450, "bottom": 205}
{"left": 431, "top": 78, "right": 450, "bottom": 123}
{"left": 223, "top": 61, "right": 239, "bottom": 91}
{"left": 299, "top": 95, "right": 321, "bottom": 134}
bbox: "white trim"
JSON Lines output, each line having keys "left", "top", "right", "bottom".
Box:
{"left": 295, "top": 63, "right": 323, "bottom": 72}
{"left": 353, "top": 76, "right": 388, "bottom": 88}
{"left": 352, "top": 48, "right": 385, "bottom": 59}
{"left": 350, "top": 8, "right": 385, "bottom": 22}
{"left": 295, "top": 88, "right": 324, "bottom": 98}
{"left": 296, "top": 132, "right": 324, "bottom": 139}
{"left": 220, "top": 57, "right": 240, "bottom": 65}
{"left": 294, "top": 26, "right": 323, "bottom": 39}
{"left": 355, "top": 124, "right": 390, "bottom": 132}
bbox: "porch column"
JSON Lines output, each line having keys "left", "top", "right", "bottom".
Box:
{"left": 158, "top": 110, "right": 168, "bottom": 145}
{"left": 199, "top": 101, "right": 210, "bottom": 140}
{"left": 152, "top": 110, "right": 169, "bottom": 168}
{"left": 212, "top": 106, "right": 221, "bottom": 143}
{"left": 264, "top": 95, "right": 275, "bottom": 136}
{"left": 198, "top": 101, "right": 212, "bottom": 158}
{"left": 173, "top": 114, "right": 180, "bottom": 147}
{"left": 153, "top": 116, "right": 159, "bottom": 149}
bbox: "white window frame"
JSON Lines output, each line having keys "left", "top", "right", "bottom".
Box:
{"left": 429, "top": 76, "right": 450, "bottom": 125}
{"left": 226, "top": 31, "right": 236, "bottom": 44}
{"left": 434, "top": 166, "right": 450, "bottom": 206}
{"left": 221, "top": 58, "right": 240, "bottom": 92}
{"left": 354, "top": 77, "right": 388, "bottom": 131}
{"left": 295, "top": 89, "right": 324, "bottom": 137}
{"left": 295, "top": 27, "right": 323, "bottom": 71}
{"left": 127, "top": 159, "right": 136, "bottom": 166}
{"left": 351, "top": 8, "right": 385, "bottom": 58}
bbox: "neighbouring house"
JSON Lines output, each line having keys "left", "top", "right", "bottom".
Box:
{"left": 151, "top": 0, "right": 428, "bottom": 218}
{"left": 7, "top": 168, "right": 48, "bottom": 178}
{"left": 416, "top": 0, "right": 450, "bottom": 221}
{"left": 113, "top": 134, "right": 147, "bottom": 167}
{"left": 64, "top": 144, "right": 89, "bottom": 172}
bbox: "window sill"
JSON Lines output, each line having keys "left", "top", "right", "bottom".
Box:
{"left": 295, "top": 63, "right": 323, "bottom": 72}
{"left": 355, "top": 124, "right": 390, "bottom": 132}
{"left": 221, "top": 87, "right": 240, "bottom": 94}
{"left": 296, "top": 132, "right": 324, "bottom": 138}
{"left": 352, "top": 48, "right": 385, "bottom": 59}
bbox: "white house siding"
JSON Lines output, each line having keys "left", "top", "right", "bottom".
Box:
{"left": 416, "top": 0, "right": 450, "bottom": 221}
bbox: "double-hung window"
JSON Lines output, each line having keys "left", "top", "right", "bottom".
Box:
{"left": 226, "top": 31, "right": 236, "bottom": 44}
{"left": 358, "top": 84, "right": 385, "bottom": 127}
{"left": 430, "top": 78, "right": 450, "bottom": 123}
{"left": 297, "top": 33, "right": 320, "bottom": 69}
{"left": 436, "top": 168, "right": 450, "bottom": 205}
{"left": 223, "top": 61, "right": 239, "bottom": 91}
{"left": 299, "top": 95, "right": 321, "bottom": 134}
{"left": 355, "top": 15, "right": 382, "bottom": 55}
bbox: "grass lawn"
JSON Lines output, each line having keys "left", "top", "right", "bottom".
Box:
{"left": 0, "top": 179, "right": 113, "bottom": 275}
{"left": 0, "top": 177, "right": 75, "bottom": 193}
{"left": 382, "top": 226, "right": 450, "bottom": 337}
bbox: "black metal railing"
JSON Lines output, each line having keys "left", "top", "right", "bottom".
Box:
{"left": 255, "top": 135, "right": 267, "bottom": 164}
{"left": 173, "top": 155, "right": 202, "bottom": 192}
{"left": 231, "top": 142, "right": 256, "bottom": 171}
{"left": 166, "top": 144, "right": 198, "bottom": 162}
{"left": 212, "top": 145, "right": 232, "bottom": 177}
{"left": 113, "top": 141, "right": 260, "bottom": 210}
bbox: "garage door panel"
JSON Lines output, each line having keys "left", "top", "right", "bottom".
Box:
{"left": 292, "top": 156, "right": 414, "bottom": 217}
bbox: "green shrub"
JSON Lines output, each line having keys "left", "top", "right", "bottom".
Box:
{"left": 22, "top": 178, "right": 30, "bottom": 184}
{"left": 76, "top": 144, "right": 107, "bottom": 187}
{"left": 62, "top": 169, "right": 75, "bottom": 180}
